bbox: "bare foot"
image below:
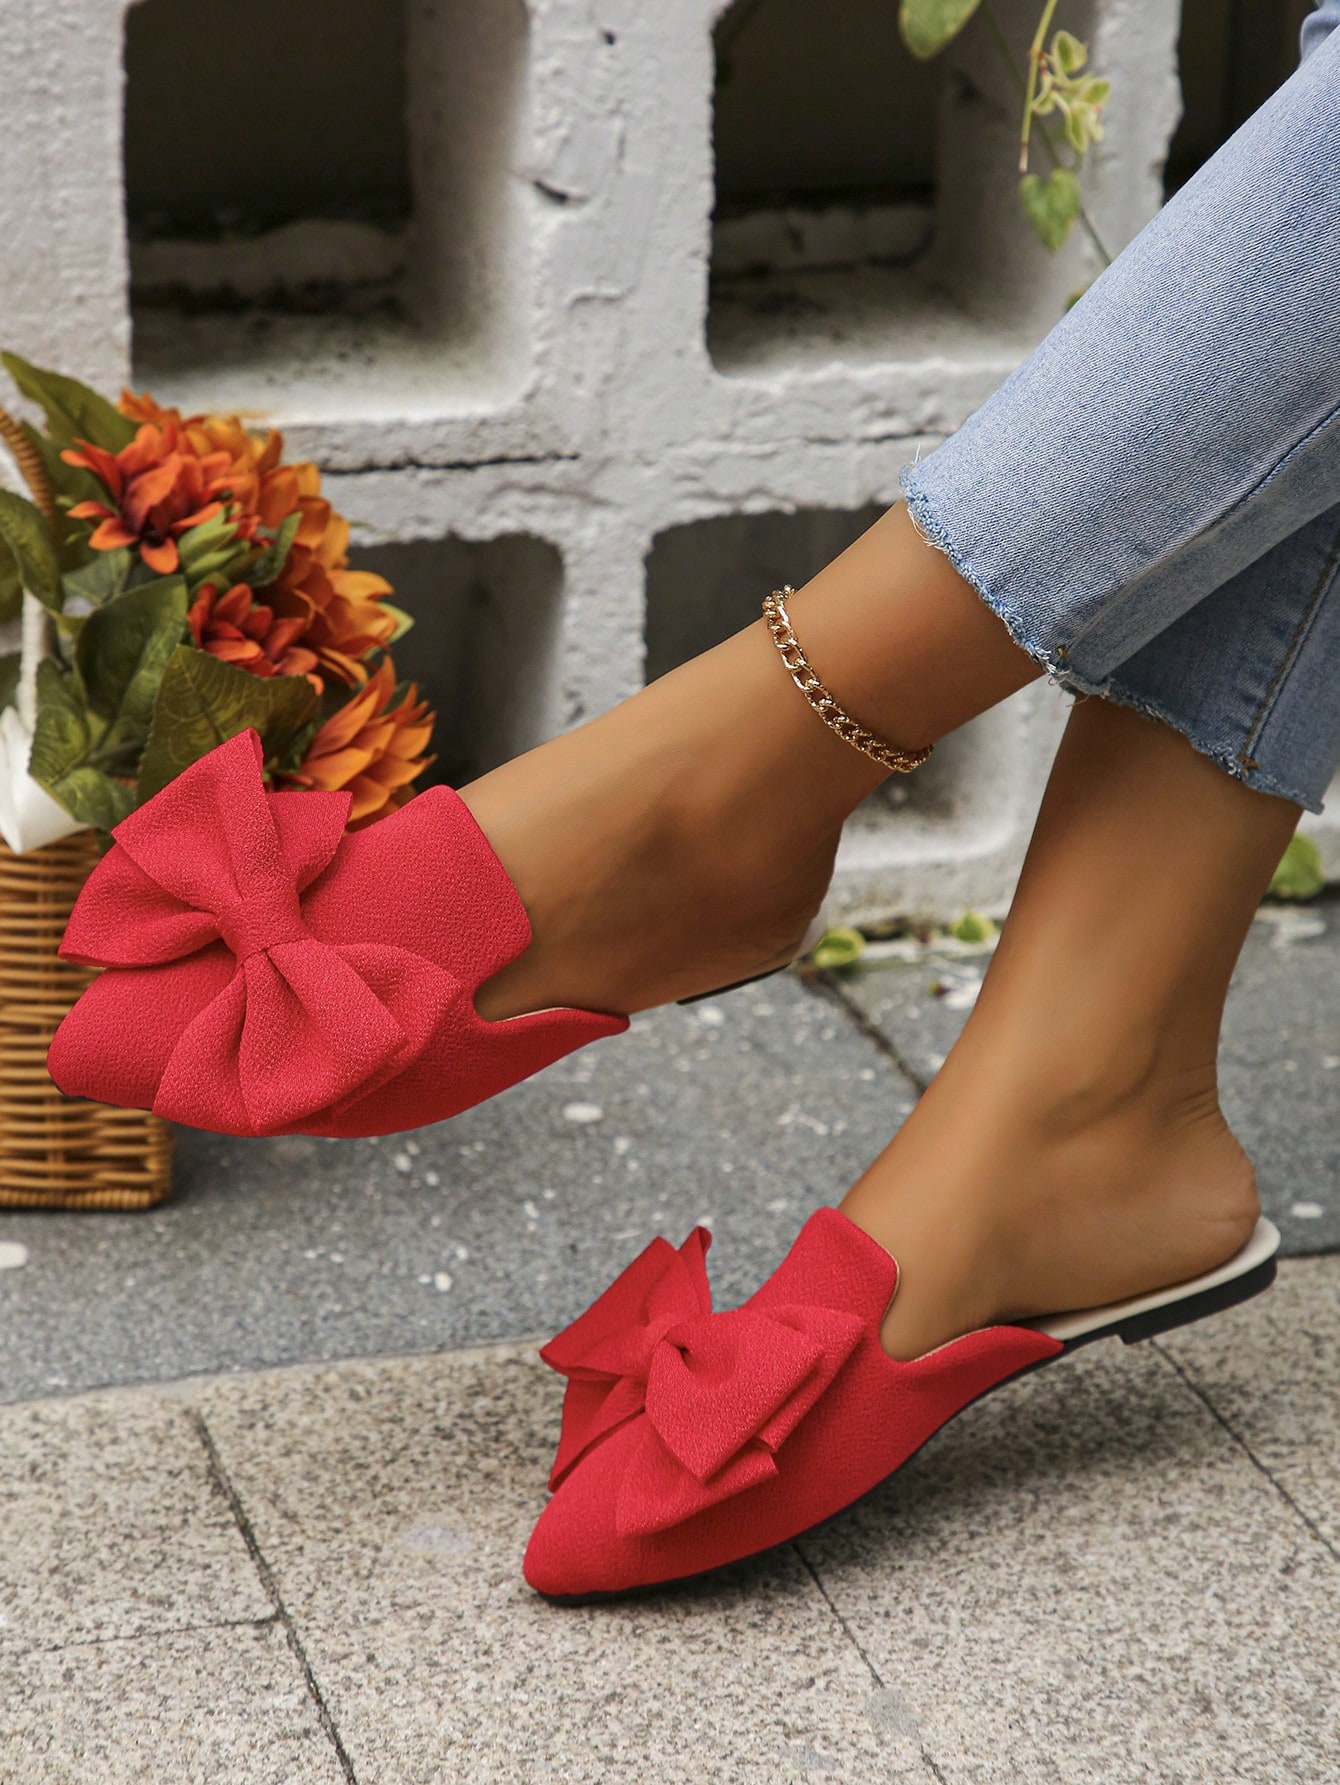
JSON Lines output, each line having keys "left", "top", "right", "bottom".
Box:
{"left": 458, "top": 622, "right": 885, "bottom": 1021}
{"left": 840, "top": 1060, "right": 1261, "bottom": 1361}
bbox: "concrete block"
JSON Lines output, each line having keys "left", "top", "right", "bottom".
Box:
{"left": 0, "top": 0, "right": 1328, "bottom": 919}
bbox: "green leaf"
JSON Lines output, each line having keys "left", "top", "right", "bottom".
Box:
{"left": 0, "top": 487, "right": 61, "bottom": 607}
{"left": 174, "top": 509, "right": 251, "bottom": 593}
{"left": 2, "top": 353, "right": 137, "bottom": 454}
{"left": 76, "top": 576, "right": 189, "bottom": 770}
{"left": 61, "top": 547, "right": 135, "bottom": 613}
{"left": 31, "top": 656, "right": 90, "bottom": 764}
{"left": 0, "top": 650, "right": 19, "bottom": 712}
{"left": 898, "top": 0, "right": 982, "bottom": 60}
{"left": 809, "top": 926, "right": 866, "bottom": 971}
{"left": 1019, "top": 167, "right": 1082, "bottom": 251}
{"left": 27, "top": 657, "right": 133, "bottom": 828}
{"left": 949, "top": 910, "right": 997, "bottom": 943}
{"left": 1268, "top": 832, "right": 1325, "bottom": 901}
{"left": 0, "top": 540, "right": 21, "bottom": 625}
{"left": 1051, "top": 29, "right": 1087, "bottom": 75}
{"left": 137, "top": 646, "right": 318, "bottom": 801}
{"left": 240, "top": 511, "right": 301, "bottom": 590}
{"left": 377, "top": 600, "right": 414, "bottom": 644}
{"left": 41, "top": 763, "right": 135, "bottom": 829}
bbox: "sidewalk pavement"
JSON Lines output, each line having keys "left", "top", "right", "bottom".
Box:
{"left": 4, "top": 1259, "right": 1339, "bottom": 1782}
{"left": 2, "top": 901, "right": 1338, "bottom": 1780}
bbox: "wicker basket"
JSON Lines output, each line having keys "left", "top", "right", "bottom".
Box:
{"left": 0, "top": 830, "right": 173, "bottom": 1208}
{"left": 0, "top": 407, "right": 173, "bottom": 1209}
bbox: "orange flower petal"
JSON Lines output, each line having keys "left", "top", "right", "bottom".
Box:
{"left": 345, "top": 777, "right": 393, "bottom": 823}
{"left": 303, "top": 745, "right": 377, "bottom": 789}
{"left": 186, "top": 589, "right": 214, "bottom": 644}
{"left": 89, "top": 518, "right": 137, "bottom": 552}
{"left": 367, "top": 755, "right": 429, "bottom": 792}
{"left": 214, "top": 585, "right": 253, "bottom": 624}
{"left": 332, "top": 569, "right": 394, "bottom": 603}
{"left": 169, "top": 499, "right": 224, "bottom": 534}
{"left": 140, "top": 538, "right": 179, "bottom": 574}
{"left": 206, "top": 637, "right": 262, "bottom": 663}
{"left": 124, "top": 458, "right": 183, "bottom": 521}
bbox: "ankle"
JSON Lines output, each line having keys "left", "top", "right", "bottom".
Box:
{"left": 942, "top": 1013, "right": 1228, "bottom": 1139}
{"left": 843, "top": 1050, "right": 1259, "bottom": 1360}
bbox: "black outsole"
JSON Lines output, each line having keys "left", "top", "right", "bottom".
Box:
{"left": 676, "top": 964, "right": 786, "bottom": 1005}
{"left": 535, "top": 1246, "right": 1278, "bottom": 1607}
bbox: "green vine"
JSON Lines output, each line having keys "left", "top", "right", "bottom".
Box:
{"left": 900, "top": 0, "right": 1114, "bottom": 293}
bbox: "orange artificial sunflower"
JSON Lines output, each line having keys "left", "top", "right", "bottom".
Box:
{"left": 187, "top": 582, "right": 322, "bottom": 689}
{"left": 62, "top": 422, "right": 237, "bottom": 576}
{"left": 120, "top": 391, "right": 398, "bottom": 688}
{"left": 280, "top": 657, "right": 436, "bottom": 824}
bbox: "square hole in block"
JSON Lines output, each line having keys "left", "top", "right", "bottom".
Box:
{"left": 124, "top": 0, "right": 530, "bottom": 420}
{"left": 346, "top": 534, "right": 564, "bottom": 787}
{"left": 708, "top": 0, "right": 1100, "bottom": 377}
{"left": 645, "top": 506, "right": 989, "bottom": 832}
{"left": 1166, "top": 0, "right": 1315, "bottom": 194}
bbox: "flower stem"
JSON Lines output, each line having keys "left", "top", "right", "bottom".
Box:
{"left": 980, "top": 1, "right": 1114, "bottom": 267}
{"left": 1020, "top": 0, "right": 1062, "bottom": 172}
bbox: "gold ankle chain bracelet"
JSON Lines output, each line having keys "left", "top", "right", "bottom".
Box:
{"left": 761, "top": 587, "right": 934, "bottom": 775}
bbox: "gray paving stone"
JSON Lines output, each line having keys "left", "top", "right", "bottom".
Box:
{"left": 1216, "top": 907, "right": 1340, "bottom": 1254}
{"left": 1159, "top": 1252, "right": 1340, "bottom": 1553}
{"left": 197, "top": 1345, "right": 932, "bottom": 1784}
{"left": 826, "top": 937, "right": 992, "bottom": 1088}
{"left": 0, "top": 1622, "right": 343, "bottom": 1784}
{"left": 798, "top": 1299, "right": 1340, "bottom": 1785}
{"left": 834, "top": 902, "right": 1340, "bottom": 1254}
{"left": 0, "top": 1394, "right": 269, "bottom": 1648}
{"left": 0, "top": 975, "right": 913, "bottom": 1405}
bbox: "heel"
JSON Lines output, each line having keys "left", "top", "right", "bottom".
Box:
{"left": 1117, "top": 1255, "right": 1277, "bottom": 1346}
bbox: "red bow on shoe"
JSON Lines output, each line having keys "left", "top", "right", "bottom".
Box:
{"left": 541, "top": 1228, "right": 865, "bottom": 1538}
{"left": 47, "top": 729, "right": 473, "bottom": 1134}
{"left": 47, "top": 730, "right": 625, "bottom": 1137}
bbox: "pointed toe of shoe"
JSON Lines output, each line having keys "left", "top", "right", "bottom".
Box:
{"left": 524, "top": 1421, "right": 699, "bottom": 1601}
{"left": 523, "top": 1453, "right": 636, "bottom": 1601}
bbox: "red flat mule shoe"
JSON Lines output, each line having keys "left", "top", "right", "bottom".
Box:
{"left": 46, "top": 729, "right": 628, "bottom": 1137}
{"left": 524, "top": 1206, "right": 1280, "bottom": 1601}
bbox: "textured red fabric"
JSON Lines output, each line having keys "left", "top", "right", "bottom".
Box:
{"left": 47, "top": 729, "right": 627, "bottom": 1137}
{"left": 525, "top": 1208, "right": 1064, "bottom": 1596}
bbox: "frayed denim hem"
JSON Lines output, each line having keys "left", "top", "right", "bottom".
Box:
{"left": 898, "top": 469, "right": 1322, "bottom": 815}
{"left": 899, "top": 470, "right": 1078, "bottom": 695}
{"left": 1086, "top": 675, "right": 1321, "bottom": 813}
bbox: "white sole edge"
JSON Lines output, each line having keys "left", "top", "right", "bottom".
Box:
{"left": 796, "top": 899, "right": 832, "bottom": 961}
{"left": 1030, "top": 1216, "right": 1281, "bottom": 1343}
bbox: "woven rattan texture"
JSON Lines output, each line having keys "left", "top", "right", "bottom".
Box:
{"left": 0, "top": 832, "right": 173, "bottom": 1209}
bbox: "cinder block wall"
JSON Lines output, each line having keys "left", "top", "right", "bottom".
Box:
{"left": 1, "top": 0, "right": 1333, "bottom": 918}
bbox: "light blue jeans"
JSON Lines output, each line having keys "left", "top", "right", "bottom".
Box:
{"left": 900, "top": 1, "right": 1340, "bottom": 811}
